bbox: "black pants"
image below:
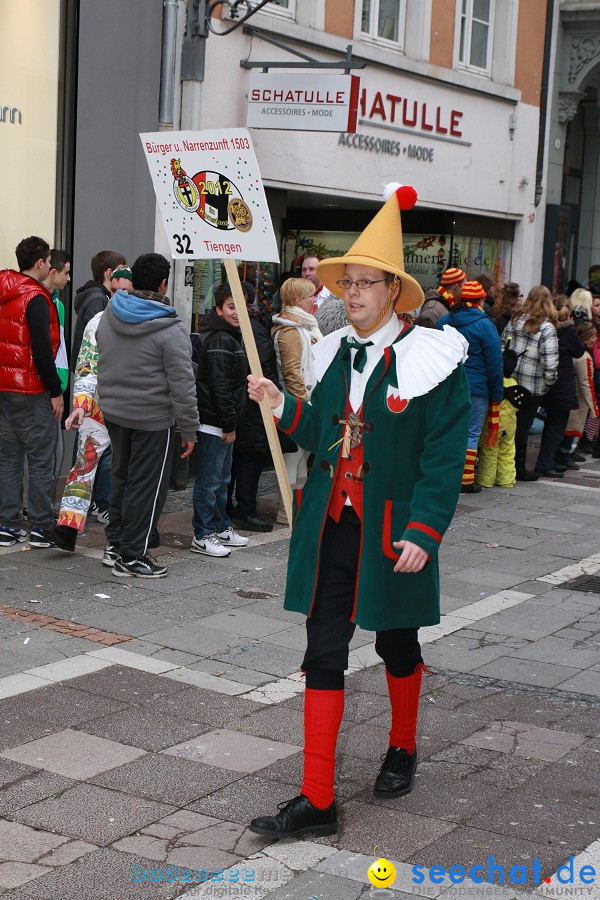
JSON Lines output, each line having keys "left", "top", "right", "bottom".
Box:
{"left": 228, "top": 450, "right": 263, "bottom": 519}
{"left": 536, "top": 406, "right": 570, "bottom": 471}
{"left": 105, "top": 422, "right": 175, "bottom": 560}
{"left": 302, "top": 507, "right": 422, "bottom": 690}
{"left": 515, "top": 393, "right": 543, "bottom": 473}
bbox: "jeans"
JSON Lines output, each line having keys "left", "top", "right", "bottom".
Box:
{"left": 92, "top": 444, "right": 113, "bottom": 506}
{"left": 228, "top": 450, "right": 263, "bottom": 519}
{"left": 192, "top": 431, "right": 233, "bottom": 538}
{"left": 467, "top": 395, "right": 489, "bottom": 450}
{"left": 0, "top": 392, "right": 57, "bottom": 529}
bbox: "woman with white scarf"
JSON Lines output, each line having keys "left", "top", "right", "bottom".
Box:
{"left": 271, "top": 278, "right": 323, "bottom": 520}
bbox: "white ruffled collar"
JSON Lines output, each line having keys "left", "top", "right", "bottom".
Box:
{"left": 312, "top": 323, "right": 468, "bottom": 399}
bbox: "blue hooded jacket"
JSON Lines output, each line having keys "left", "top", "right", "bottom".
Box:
{"left": 111, "top": 289, "right": 175, "bottom": 323}
{"left": 437, "top": 305, "right": 503, "bottom": 402}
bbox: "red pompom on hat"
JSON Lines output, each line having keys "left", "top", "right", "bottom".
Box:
{"left": 382, "top": 182, "right": 418, "bottom": 210}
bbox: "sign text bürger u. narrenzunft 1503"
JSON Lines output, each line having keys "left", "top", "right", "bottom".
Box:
{"left": 140, "top": 129, "right": 279, "bottom": 262}
{"left": 247, "top": 73, "right": 360, "bottom": 133}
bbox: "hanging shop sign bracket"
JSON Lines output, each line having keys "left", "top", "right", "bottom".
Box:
{"left": 241, "top": 27, "right": 365, "bottom": 74}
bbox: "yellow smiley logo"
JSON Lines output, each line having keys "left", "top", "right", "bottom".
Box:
{"left": 367, "top": 858, "right": 397, "bottom": 888}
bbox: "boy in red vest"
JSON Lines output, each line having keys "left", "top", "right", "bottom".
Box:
{"left": 0, "top": 236, "right": 62, "bottom": 548}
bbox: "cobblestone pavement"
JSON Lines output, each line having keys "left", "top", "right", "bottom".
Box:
{"left": 0, "top": 452, "right": 599, "bottom": 899}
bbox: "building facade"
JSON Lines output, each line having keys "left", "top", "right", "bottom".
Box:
{"left": 1, "top": 0, "right": 553, "bottom": 332}
{"left": 543, "top": 0, "right": 600, "bottom": 291}
{"left": 167, "top": 0, "right": 550, "bottom": 323}
{"left": 1, "top": 0, "right": 162, "bottom": 331}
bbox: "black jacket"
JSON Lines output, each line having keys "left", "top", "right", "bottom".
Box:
{"left": 234, "top": 316, "right": 279, "bottom": 457}
{"left": 71, "top": 280, "right": 110, "bottom": 370}
{"left": 494, "top": 312, "right": 511, "bottom": 337}
{"left": 543, "top": 323, "right": 585, "bottom": 411}
{"left": 196, "top": 309, "right": 248, "bottom": 433}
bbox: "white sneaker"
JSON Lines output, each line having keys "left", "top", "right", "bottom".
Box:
{"left": 190, "top": 533, "right": 231, "bottom": 557}
{"left": 216, "top": 526, "right": 249, "bottom": 548}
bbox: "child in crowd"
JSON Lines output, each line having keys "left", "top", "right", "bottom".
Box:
{"left": 437, "top": 280, "right": 504, "bottom": 493}
{"left": 43, "top": 310, "right": 111, "bottom": 553}
{"left": 477, "top": 348, "right": 530, "bottom": 489}
{"left": 191, "top": 283, "right": 250, "bottom": 558}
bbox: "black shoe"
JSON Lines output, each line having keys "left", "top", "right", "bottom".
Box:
{"left": 460, "top": 482, "right": 482, "bottom": 494}
{"left": 535, "top": 468, "right": 564, "bottom": 478}
{"left": 102, "top": 545, "right": 119, "bottom": 567}
{"left": 248, "top": 794, "right": 337, "bottom": 839}
{"left": 572, "top": 451, "right": 586, "bottom": 462}
{"left": 373, "top": 747, "right": 418, "bottom": 798}
{"left": 112, "top": 555, "right": 167, "bottom": 578}
{"left": 553, "top": 463, "right": 567, "bottom": 473}
{"left": 29, "top": 528, "right": 55, "bottom": 549}
{"left": 578, "top": 438, "right": 593, "bottom": 454}
{"left": 556, "top": 456, "right": 580, "bottom": 470}
{"left": 43, "top": 524, "right": 77, "bottom": 552}
{"left": 516, "top": 469, "right": 539, "bottom": 481}
{"left": 592, "top": 445, "right": 600, "bottom": 459}
{"left": 233, "top": 514, "right": 273, "bottom": 533}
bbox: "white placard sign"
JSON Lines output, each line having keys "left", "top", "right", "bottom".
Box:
{"left": 140, "top": 129, "right": 279, "bottom": 262}
{"left": 247, "top": 73, "right": 360, "bottom": 133}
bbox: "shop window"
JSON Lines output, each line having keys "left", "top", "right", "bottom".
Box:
{"left": 361, "top": 0, "right": 406, "bottom": 48}
{"left": 458, "top": 0, "right": 494, "bottom": 75}
{"left": 264, "top": 0, "right": 295, "bottom": 18}
{"left": 0, "top": 0, "right": 62, "bottom": 265}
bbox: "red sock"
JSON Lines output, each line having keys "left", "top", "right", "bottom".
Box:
{"left": 301, "top": 688, "right": 344, "bottom": 809}
{"left": 386, "top": 664, "right": 425, "bottom": 753}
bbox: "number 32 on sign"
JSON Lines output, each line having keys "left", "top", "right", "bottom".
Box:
{"left": 140, "top": 128, "right": 279, "bottom": 263}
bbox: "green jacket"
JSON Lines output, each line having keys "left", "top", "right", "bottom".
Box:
{"left": 277, "top": 324, "right": 471, "bottom": 631}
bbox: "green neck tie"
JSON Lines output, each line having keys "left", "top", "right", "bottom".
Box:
{"left": 341, "top": 337, "right": 374, "bottom": 373}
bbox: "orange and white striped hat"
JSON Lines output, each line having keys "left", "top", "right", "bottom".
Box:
{"left": 440, "top": 267, "right": 466, "bottom": 286}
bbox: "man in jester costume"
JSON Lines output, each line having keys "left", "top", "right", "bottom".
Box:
{"left": 248, "top": 184, "right": 471, "bottom": 839}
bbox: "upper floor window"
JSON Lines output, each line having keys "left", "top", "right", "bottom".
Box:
{"left": 361, "top": 0, "right": 405, "bottom": 47}
{"left": 458, "top": 0, "right": 494, "bottom": 74}
{"left": 265, "top": 0, "right": 295, "bottom": 17}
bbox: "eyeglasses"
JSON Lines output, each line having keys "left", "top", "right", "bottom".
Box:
{"left": 336, "top": 278, "right": 386, "bottom": 291}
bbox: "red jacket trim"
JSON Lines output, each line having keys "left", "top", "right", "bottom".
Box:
{"left": 277, "top": 397, "right": 302, "bottom": 434}
{"left": 382, "top": 499, "right": 400, "bottom": 562}
{"left": 406, "top": 521, "right": 442, "bottom": 545}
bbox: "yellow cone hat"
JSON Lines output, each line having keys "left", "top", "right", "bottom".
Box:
{"left": 317, "top": 183, "right": 424, "bottom": 314}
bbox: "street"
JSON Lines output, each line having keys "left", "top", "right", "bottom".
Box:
{"left": 0, "top": 456, "right": 599, "bottom": 899}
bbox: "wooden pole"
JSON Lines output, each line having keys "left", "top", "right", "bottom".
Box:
{"left": 223, "top": 258, "right": 293, "bottom": 526}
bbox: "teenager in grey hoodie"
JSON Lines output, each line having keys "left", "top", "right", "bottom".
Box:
{"left": 95, "top": 253, "right": 199, "bottom": 578}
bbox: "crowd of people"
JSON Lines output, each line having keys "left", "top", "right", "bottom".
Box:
{"left": 414, "top": 266, "right": 600, "bottom": 492}
{"left": 1, "top": 235, "right": 599, "bottom": 580}
{"left": 0, "top": 241, "right": 332, "bottom": 578}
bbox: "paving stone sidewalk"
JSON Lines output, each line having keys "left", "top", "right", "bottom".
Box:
{"left": 1, "top": 459, "right": 600, "bottom": 898}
